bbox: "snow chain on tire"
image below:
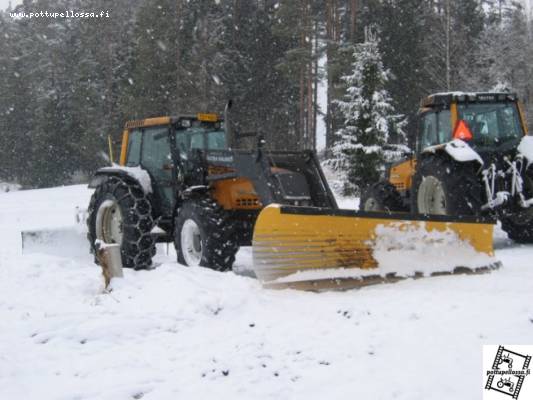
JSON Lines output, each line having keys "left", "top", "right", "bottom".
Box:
{"left": 87, "top": 176, "right": 156, "bottom": 270}
{"left": 174, "top": 198, "right": 239, "bottom": 271}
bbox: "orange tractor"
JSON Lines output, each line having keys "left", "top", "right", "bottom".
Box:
{"left": 362, "top": 92, "right": 533, "bottom": 243}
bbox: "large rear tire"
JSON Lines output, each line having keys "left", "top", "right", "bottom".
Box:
{"left": 174, "top": 199, "right": 239, "bottom": 271}
{"left": 360, "top": 182, "right": 406, "bottom": 212}
{"left": 87, "top": 177, "right": 156, "bottom": 269}
{"left": 411, "top": 155, "right": 483, "bottom": 216}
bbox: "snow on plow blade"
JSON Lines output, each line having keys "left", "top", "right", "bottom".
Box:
{"left": 21, "top": 227, "right": 89, "bottom": 259}
{"left": 252, "top": 205, "right": 501, "bottom": 291}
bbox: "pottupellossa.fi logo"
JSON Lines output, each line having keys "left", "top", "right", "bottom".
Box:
{"left": 484, "top": 345, "right": 532, "bottom": 399}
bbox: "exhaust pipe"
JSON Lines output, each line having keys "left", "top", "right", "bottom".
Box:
{"left": 224, "top": 99, "right": 235, "bottom": 149}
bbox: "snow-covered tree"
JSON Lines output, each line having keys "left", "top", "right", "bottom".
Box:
{"left": 328, "top": 27, "right": 406, "bottom": 195}
{"left": 465, "top": 2, "right": 533, "bottom": 123}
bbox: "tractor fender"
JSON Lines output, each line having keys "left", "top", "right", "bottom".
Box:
{"left": 88, "top": 165, "right": 153, "bottom": 194}
{"left": 422, "top": 139, "right": 483, "bottom": 165}
{"left": 518, "top": 135, "right": 533, "bottom": 168}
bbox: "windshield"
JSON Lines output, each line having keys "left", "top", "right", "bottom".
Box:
{"left": 175, "top": 127, "right": 227, "bottom": 157}
{"left": 457, "top": 102, "right": 524, "bottom": 145}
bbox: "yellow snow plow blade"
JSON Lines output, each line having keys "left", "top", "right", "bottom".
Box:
{"left": 252, "top": 205, "right": 500, "bottom": 291}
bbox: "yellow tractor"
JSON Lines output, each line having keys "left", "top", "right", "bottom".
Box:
{"left": 83, "top": 105, "right": 500, "bottom": 289}
{"left": 361, "top": 92, "right": 533, "bottom": 243}
{"left": 87, "top": 112, "right": 337, "bottom": 271}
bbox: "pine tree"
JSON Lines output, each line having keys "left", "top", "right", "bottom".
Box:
{"left": 0, "top": 11, "right": 34, "bottom": 184}
{"left": 468, "top": 2, "right": 533, "bottom": 124}
{"left": 327, "top": 27, "right": 405, "bottom": 195}
{"left": 217, "top": 0, "right": 292, "bottom": 148}
{"left": 361, "top": 0, "right": 431, "bottom": 146}
{"left": 272, "top": 0, "right": 321, "bottom": 150}
{"left": 423, "top": 0, "right": 485, "bottom": 92}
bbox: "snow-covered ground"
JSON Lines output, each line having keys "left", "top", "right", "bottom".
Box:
{"left": 1, "top": 184, "right": 532, "bottom": 400}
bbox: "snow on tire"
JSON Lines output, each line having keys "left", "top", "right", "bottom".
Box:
{"left": 174, "top": 199, "right": 239, "bottom": 271}
{"left": 87, "top": 176, "right": 156, "bottom": 269}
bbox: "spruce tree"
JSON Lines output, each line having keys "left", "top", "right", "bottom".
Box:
{"left": 423, "top": 0, "right": 485, "bottom": 92}
{"left": 361, "top": 0, "right": 431, "bottom": 146}
{"left": 328, "top": 27, "right": 405, "bottom": 195}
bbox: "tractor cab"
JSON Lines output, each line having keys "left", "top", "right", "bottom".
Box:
{"left": 118, "top": 114, "right": 226, "bottom": 221}
{"left": 387, "top": 92, "right": 529, "bottom": 199}
{"left": 417, "top": 92, "right": 527, "bottom": 158}
{"left": 173, "top": 114, "right": 227, "bottom": 157}
{"left": 364, "top": 91, "right": 533, "bottom": 238}
{"left": 101, "top": 111, "right": 335, "bottom": 252}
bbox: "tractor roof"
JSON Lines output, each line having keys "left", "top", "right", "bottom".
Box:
{"left": 124, "top": 113, "right": 221, "bottom": 129}
{"left": 421, "top": 92, "right": 518, "bottom": 108}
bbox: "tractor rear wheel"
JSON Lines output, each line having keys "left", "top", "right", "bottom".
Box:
{"left": 174, "top": 199, "right": 239, "bottom": 271}
{"left": 87, "top": 177, "right": 156, "bottom": 269}
{"left": 360, "top": 181, "right": 406, "bottom": 212}
{"left": 411, "top": 155, "right": 483, "bottom": 216}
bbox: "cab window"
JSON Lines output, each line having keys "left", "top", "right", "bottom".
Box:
{"left": 175, "top": 126, "right": 227, "bottom": 159}
{"left": 458, "top": 102, "right": 523, "bottom": 145}
{"left": 190, "top": 130, "right": 205, "bottom": 149}
{"left": 126, "top": 129, "right": 142, "bottom": 166}
{"left": 419, "top": 109, "right": 452, "bottom": 151}
{"left": 141, "top": 126, "right": 171, "bottom": 174}
{"left": 437, "top": 110, "right": 451, "bottom": 143}
{"left": 207, "top": 131, "right": 226, "bottom": 150}
{"left": 420, "top": 112, "right": 437, "bottom": 149}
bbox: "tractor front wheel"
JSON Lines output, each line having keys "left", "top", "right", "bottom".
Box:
{"left": 360, "top": 181, "right": 406, "bottom": 212}
{"left": 174, "top": 199, "right": 239, "bottom": 271}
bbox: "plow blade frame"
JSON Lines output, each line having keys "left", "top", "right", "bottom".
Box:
{"left": 252, "top": 205, "right": 500, "bottom": 290}
{"left": 21, "top": 227, "right": 89, "bottom": 258}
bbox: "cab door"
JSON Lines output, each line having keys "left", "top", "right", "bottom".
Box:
{"left": 417, "top": 109, "right": 452, "bottom": 152}
{"left": 141, "top": 126, "right": 176, "bottom": 216}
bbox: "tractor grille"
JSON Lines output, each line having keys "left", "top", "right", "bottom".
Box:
{"left": 236, "top": 198, "right": 260, "bottom": 207}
